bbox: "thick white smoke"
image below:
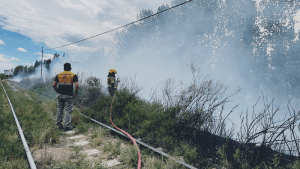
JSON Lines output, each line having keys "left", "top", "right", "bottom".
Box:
{"left": 13, "top": 0, "right": 300, "bottom": 143}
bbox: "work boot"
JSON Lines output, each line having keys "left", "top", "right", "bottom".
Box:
{"left": 56, "top": 123, "right": 63, "bottom": 129}
{"left": 63, "top": 126, "right": 74, "bottom": 131}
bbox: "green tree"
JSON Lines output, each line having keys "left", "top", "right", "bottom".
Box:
{"left": 53, "top": 53, "right": 60, "bottom": 60}
{"left": 13, "top": 65, "right": 24, "bottom": 76}
{"left": 0, "top": 73, "right": 8, "bottom": 80}
{"left": 34, "top": 60, "right": 40, "bottom": 68}
{"left": 44, "top": 59, "right": 52, "bottom": 70}
{"left": 23, "top": 66, "right": 28, "bottom": 74}
{"left": 28, "top": 66, "right": 35, "bottom": 74}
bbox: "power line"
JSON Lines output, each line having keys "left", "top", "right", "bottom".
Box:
{"left": 29, "top": 53, "right": 41, "bottom": 64}
{"left": 28, "top": 0, "right": 194, "bottom": 64}
{"left": 44, "top": 0, "right": 193, "bottom": 51}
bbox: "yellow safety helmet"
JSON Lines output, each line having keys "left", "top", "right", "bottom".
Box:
{"left": 109, "top": 68, "right": 117, "bottom": 74}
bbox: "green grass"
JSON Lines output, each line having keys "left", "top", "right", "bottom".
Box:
{"left": 1, "top": 80, "right": 60, "bottom": 168}
{"left": 120, "top": 144, "right": 139, "bottom": 168}
{"left": 0, "top": 81, "right": 27, "bottom": 168}
{"left": 88, "top": 126, "right": 110, "bottom": 148}
{"left": 29, "top": 83, "right": 57, "bottom": 100}
{"left": 57, "top": 160, "right": 107, "bottom": 169}
{"left": 0, "top": 159, "right": 28, "bottom": 169}
{"left": 103, "top": 139, "right": 122, "bottom": 158}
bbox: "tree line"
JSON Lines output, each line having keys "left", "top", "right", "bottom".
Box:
{"left": 10, "top": 53, "right": 63, "bottom": 77}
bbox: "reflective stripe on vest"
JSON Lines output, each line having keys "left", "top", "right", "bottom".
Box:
{"left": 58, "top": 83, "right": 72, "bottom": 86}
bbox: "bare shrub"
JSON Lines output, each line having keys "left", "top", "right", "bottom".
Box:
{"left": 155, "top": 63, "right": 239, "bottom": 140}
{"left": 118, "top": 74, "right": 144, "bottom": 97}
{"left": 74, "top": 75, "right": 104, "bottom": 107}
{"left": 235, "top": 93, "right": 300, "bottom": 166}
{"left": 36, "top": 149, "right": 55, "bottom": 169}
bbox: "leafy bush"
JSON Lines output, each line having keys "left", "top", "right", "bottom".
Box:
{"left": 0, "top": 74, "right": 8, "bottom": 80}
{"left": 216, "top": 143, "right": 231, "bottom": 168}
{"left": 75, "top": 122, "right": 90, "bottom": 134}
{"left": 71, "top": 111, "right": 82, "bottom": 126}
{"left": 139, "top": 106, "right": 177, "bottom": 149}
{"left": 289, "top": 159, "right": 300, "bottom": 169}
{"left": 74, "top": 76, "right": 104, "bottom": 107}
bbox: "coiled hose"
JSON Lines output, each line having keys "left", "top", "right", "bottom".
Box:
{"left": 110, "top": 92, "right": 142, "bottom": 169}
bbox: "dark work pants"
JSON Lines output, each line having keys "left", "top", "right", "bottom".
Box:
{"left": 56, "top": 93, "right": 73, "bottom": 127}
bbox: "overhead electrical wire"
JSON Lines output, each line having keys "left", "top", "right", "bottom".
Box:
{"left": 26, "top": 0, "right": 194, "bottom": 65}
{"left": 29, "top": 53, "right": 41, "bottom": 64}
{"left": 43, "top": 0, "right": 194, "bottom": 51}
{"left": 9, "top": 0, "right": 195, "bottom": 66}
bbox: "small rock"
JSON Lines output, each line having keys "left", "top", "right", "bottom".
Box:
{"left": 101, "top": 159, "right": 121, "bottom": 167}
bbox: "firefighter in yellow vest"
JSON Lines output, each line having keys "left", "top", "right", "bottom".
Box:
{"left": 52, "top": 63, "right": 79, "bottom": 131}
{"left": 107, "top": 68, "right": 118, "bottom": 96}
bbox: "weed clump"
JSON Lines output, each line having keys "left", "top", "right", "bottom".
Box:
{"left": 103, "top": 140, "right": 122, "bottom": 158}
{"left": 120, "top": 144, "right": 139, "bottom": 167}
{"left": 75, "top": 122, "right": 91, "bottom": 134}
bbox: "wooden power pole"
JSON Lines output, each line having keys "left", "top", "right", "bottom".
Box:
{"left": 41, "top": 46, "right": 43, "bottom": 78}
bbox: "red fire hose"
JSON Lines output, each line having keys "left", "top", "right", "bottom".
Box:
{"left": 110, "top": 93, "right": 142, "bottom": 169}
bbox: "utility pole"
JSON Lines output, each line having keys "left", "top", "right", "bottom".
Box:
{"left": 41, "top": 46, "right": 43, "bottom": 78}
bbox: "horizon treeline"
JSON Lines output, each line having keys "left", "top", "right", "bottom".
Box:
{"left": 6, "top": 53, "right": 64, "bottom": 77}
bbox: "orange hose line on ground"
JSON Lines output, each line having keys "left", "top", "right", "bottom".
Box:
{"left": 110, "top": 93, "right": 142, "bottom": 169}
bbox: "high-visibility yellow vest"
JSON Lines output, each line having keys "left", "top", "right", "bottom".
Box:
{"left": 57, "top": 71, "right": 76, "bottom": 84}
{"left": 107, "top": 76, "right": 117, "bottom": 88}
{"left": 55, "top": 71, "right": 78, "bottom": 96}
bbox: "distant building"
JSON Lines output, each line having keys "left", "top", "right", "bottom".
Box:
{"left": 4, "top": 69, "right": 13, "bottom": 78}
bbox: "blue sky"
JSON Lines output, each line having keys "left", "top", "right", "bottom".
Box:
{"left": 0, "top": 0, "right": 172, "bottom": 73}
{"left": 0, "top": 27, "right": 63, "bottom": 69}
{"left": 1, "top": 0, "right": 300, "bottom": 74}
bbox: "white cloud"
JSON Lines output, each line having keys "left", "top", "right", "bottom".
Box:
{"left": 39, "top": 53, "right": 54, "bottom": 61}
{"left": 294, "top": 10, "right": 300, "bottom": 33}
{"left": 252, "top": 0, "right": 263, "bottom": 4}
{"left": 0, "top": 53, "right": 19, "bottom": 73}
{"left": 10, "top": 57, "right": 19, "bottom": 61}
{"left": 0, "top": 39, "right": 4, "bottom": 45}
{"left": 25, "top": 62, "right": 33, "bottom": 67}
{"left": 34, "top": 52, "right": 54, "bottom": 61}
{"left": 17, "top": 47, "right": 27, "bottom": 52}
{"left": 0, "top": 0, "right": 171, "bottom": 53}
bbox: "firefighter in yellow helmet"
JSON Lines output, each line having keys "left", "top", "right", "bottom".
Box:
{"left": 107, "top": 68, "right": 118, "bottom": 96}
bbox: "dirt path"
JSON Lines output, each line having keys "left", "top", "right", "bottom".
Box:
{"left": 32, "top": 102, "right": 125, "bottom": 168}
{"left": 32, "top": 129, "right": 125, "bottom": 168}
{"left": 5, "top": 80, "right": 127, "bottom": 168}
